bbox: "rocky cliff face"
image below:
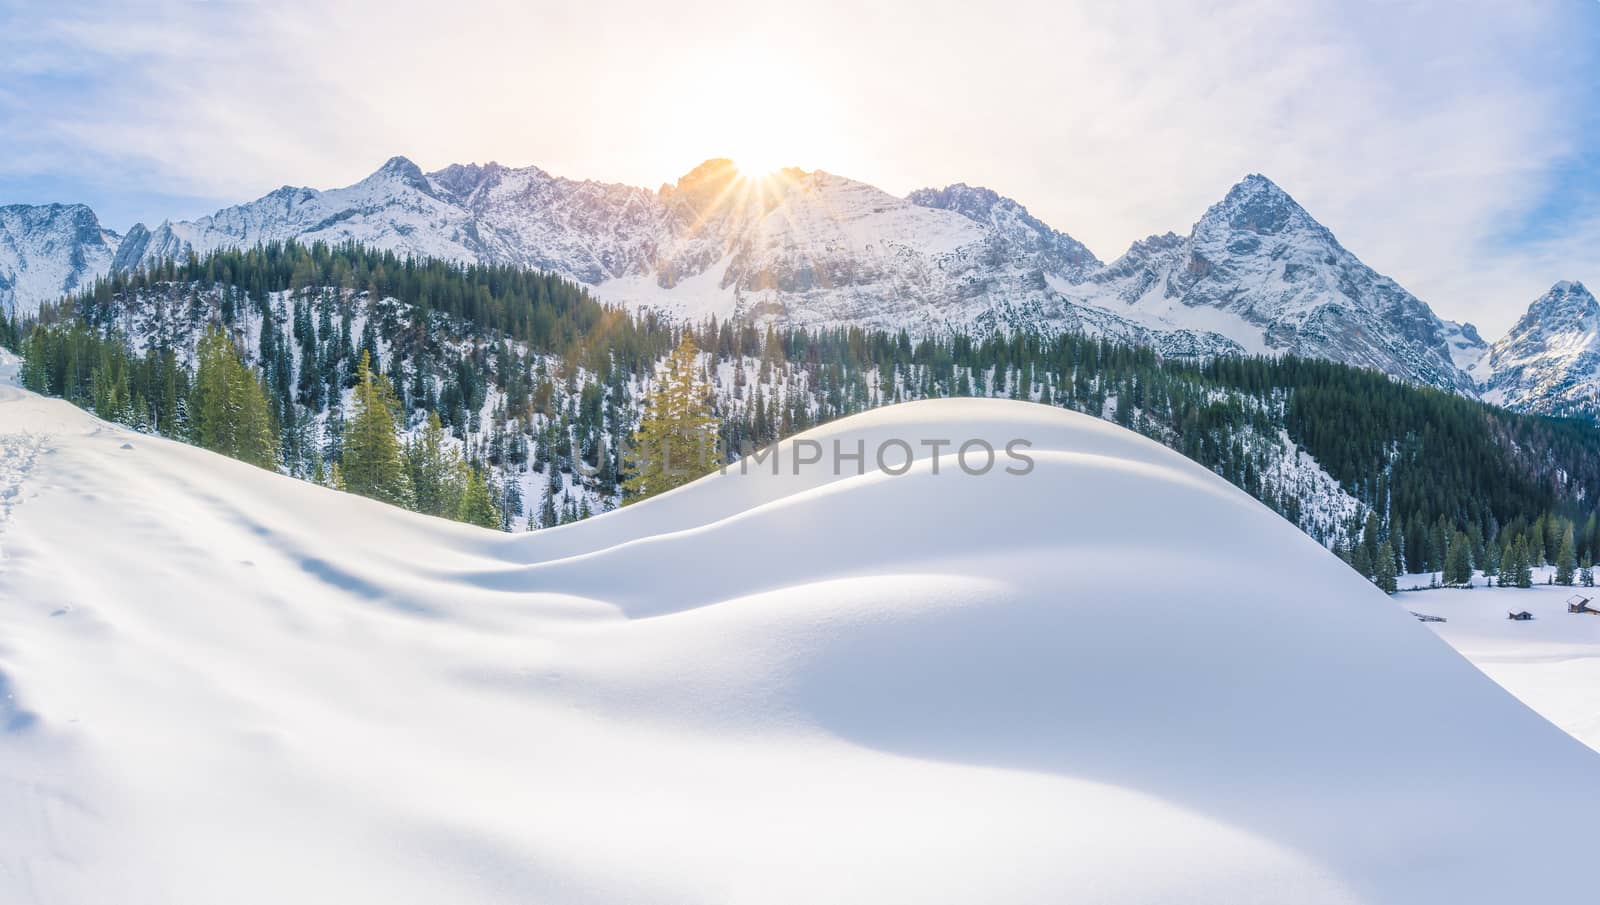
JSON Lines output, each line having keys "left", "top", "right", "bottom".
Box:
{"left": 0, "top": 204, "right": 121, "bottom": 317}
{"left": 1058, "top": 175, "right": 1483, "bottom": 394}
{"left": 1476, "top": 281, "right": 1600, "bottom": 417}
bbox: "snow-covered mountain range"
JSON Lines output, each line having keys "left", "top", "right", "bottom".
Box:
{"left": 1, "top": 157, "right": 1592, "bottom": 411}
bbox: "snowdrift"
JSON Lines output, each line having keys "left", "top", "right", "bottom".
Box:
{"left": 3, "top": 363, "right": 1599, "bottom": 904}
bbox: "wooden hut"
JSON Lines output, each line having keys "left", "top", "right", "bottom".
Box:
{"left": 1508, "top": 611, "right": 1534, "bottom": 621}
{"left": 1567, "top": 595, "right": 1597, "bottom": 615}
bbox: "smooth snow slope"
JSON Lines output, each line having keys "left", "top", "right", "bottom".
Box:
{"left": 3, "top": 361, "right": 1600, "bottom": 904}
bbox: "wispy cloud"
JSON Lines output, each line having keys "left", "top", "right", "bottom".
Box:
{"left": 0, "top": 0, "right": 1595, "bottom": 336}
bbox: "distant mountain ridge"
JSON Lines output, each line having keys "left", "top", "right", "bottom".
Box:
{"left": 0, "top": 203, "right": 120, "bottom": 315}
{"left": 1054, "top": 174, "right": 1481, "bottom": 394}
{"left": 1474, "top": 281, "right": 1600, "bottom": 417}
{"left": 0, "top": 156, "right": 1590, "bottom": 410}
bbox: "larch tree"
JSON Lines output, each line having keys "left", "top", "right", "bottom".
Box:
{"left": 191, "top": 326, "right": 277, "bottom": 470}
{"left": 456, "top": 464, "right": 501, "bottom": 529}
{"left": 623, "top": 333, "right": 720, "bottom": 504}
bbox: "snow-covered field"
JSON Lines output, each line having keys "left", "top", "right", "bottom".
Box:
{"left": 4, "top": 349, "right": 1600, "bottom": 903}
{"left": 1403, "top": 568, "right": 1600, "bottom": 751}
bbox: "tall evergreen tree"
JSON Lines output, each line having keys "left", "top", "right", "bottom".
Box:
{"left": 191, "top": 327, "right": 277, "bottom": 470}
{"left": 457, "top": 464, "right": 501, "bottom": 529}
{"left": 1529, "top": 516, "right": 1549, "bottom": 566}
{"left": 1483, "top": 535, "right": 1502, "bottom": 582}
{"left": 1444, "top": 531, "right": 1473, "bottom": 587}
{"left": 341, "top": 351, "right": 412, "bottom": 506}
{"left": 1374, "top": 541, "right": 1398, "bottom": 594}
{"left": 405, "top": 411, "right": 466, "bottom": 518}
{"left": 1351, "top": 542, "right": 1373, "bottom": 580}
{"left": 623, "top": 333, "right": 719, "bottom": 503}
{"left": 1557, "top": 525, "right": 1577, "bottom": 586}
{"left": 1498, "top": 537, "right": 1518, "bottom": 589}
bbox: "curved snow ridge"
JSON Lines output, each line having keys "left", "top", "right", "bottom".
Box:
{"left": 3, "top": 390, "right": 1600, "bottom": 903}
{"left": 498, "top": 398, "right": 1221, "bottom": 561}
{"left": 478, "top": 446, "right": 1251, "bottom": 620}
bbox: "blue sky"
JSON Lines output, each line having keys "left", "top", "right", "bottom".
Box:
{"left": 2, "top": 0, "right": 1596, "bottom": 336}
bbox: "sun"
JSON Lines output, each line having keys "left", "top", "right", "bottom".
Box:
{"left": 731, "top": 151, "right": 787, "bottom": 181}
{"left": 650, "top": 48, "right": 842, "bottom": 188}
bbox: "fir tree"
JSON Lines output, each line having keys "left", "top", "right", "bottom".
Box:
{"left": 1374, "top": 541, "right": 1398, "bottom": 594}
{"left": 1444, "top": 532, "right": 1473, "bottom": 587}
{"left": 1351, "top": 542, "right": 1373, "bottom": 580}
{"left": 1498, "top": 538, "right": 1518, "bottom": 590}
{"left": 405, "top": 411, "right": 466, "bottom": 518}
{"left": 1529, "top": 516, "right": 1549, "bottom": 566}
{"left": 1515, "top": 537, "right": 1534, "bottom": 589}
{"left": 1556, "top": 525, "right": 1577, "bottom": 586}
{"left": 341, "top": 351, "right": 412, "bottom": 506}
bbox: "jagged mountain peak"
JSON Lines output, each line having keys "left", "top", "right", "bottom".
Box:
{"left": 1055, "top": 173, "right": 1481, "bottom": 393}
{"left": 0, "top": 203, "right": 121, "bottom": 316}
{"left": 0, "top": 202, "right": 109, "bottom": 240}
{"left": 666, "top": 158, "right": 741, "bottom": 193}
{"left": 1113, "top": 231, "right": 1185, "bottom": 262}
{"left": 907, "top": 182, "right": 1102, "bottom": 273}
{"left": 1478, "top": 280, "right": 1600, "bottom": 417}
{"left": 1200, "top": 173, "right": 1325, "bottom": 239}
{"left": 2, "top": 200, "right": 91, "bottom": 217}
{"left": 907, "top": 182, "right": 1007, "bottom": 211}
{"left": 358, "top": 155, "right": 434, "bottom": 196}
{"left": 256, "top": 184, "right": 321, "bottom": 210}
{"left": 1228, "top": 172, "right": 1290, "bottom": 199}
{"left": 1492, "top": 280, "right": 1599, "bottom": 357}
{"left": 428, "top": 160, "right": 513, "bottom": 201}
{"left": 375, "top": 154, "right": 423, "bottom": 177}
{"left": 1524, "top": 280, "right": 1597, "bottom": 319}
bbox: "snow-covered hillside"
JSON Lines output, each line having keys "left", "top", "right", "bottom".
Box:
{"left": 4, "top": 361, "right": 1600, "bottom": 903}
{"left": 47, "top": 274, "right": 1371, "bottom": 544}
{"left": 1475, "top": 281, "right": 1600, "bottom": 417}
